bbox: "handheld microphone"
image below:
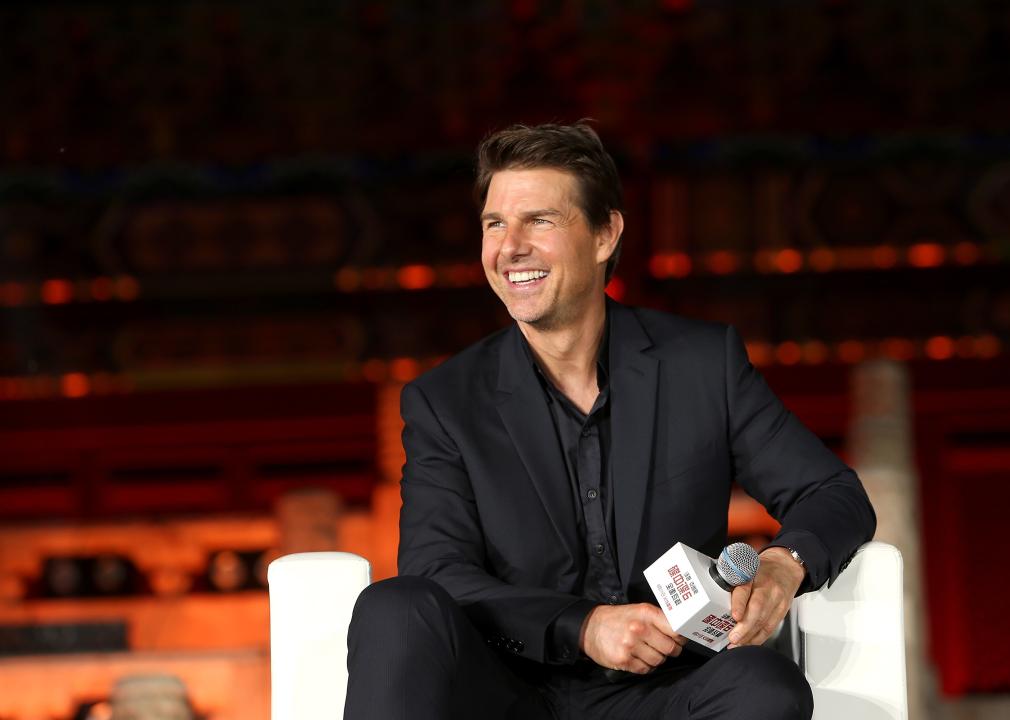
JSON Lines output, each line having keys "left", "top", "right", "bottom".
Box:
{"left": 709, "top": 542, "right": 760, "bottom": 592}
{"left": 604, "top": 542, "right": 759, "bottom": 682}
{"left": 644, "top": 541, "right": 759, "bottom": 652}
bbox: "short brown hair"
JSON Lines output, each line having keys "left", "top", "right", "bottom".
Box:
{"left": 474, "top": 122, "right": 624, "bottom": 284}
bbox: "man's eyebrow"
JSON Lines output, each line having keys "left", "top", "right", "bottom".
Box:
{"left": 480, "top": 208, "right": 563, "bottom": 223}
{"left": 520, "top": 208, "right": 563, "bottom": 219}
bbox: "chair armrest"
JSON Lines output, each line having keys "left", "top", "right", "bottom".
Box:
{"left": 791, "top": 541, "right": 907, "bottom": 720}
{"left": 268, "top": 552, "right": 372, "bottom": 720}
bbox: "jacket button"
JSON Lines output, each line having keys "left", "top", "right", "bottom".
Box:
{"left": 593, "top": 543, "right": 605, "bottom": 555}
{"left": 587, "top": 488, "right": 598, "bottom": 500}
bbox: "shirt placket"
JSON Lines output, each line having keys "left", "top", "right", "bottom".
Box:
{"left": 578, "top": 414, "right": 622, "bottom": 605}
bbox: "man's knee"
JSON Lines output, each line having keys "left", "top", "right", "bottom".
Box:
{"left": 720, "top": 646, "right": 812, "bottom": 718}
{"left": 349, "top": 575, "right": 455, "bottom": 638}
{"left": 682, "top": 646, "right": 808, "bottom": 718}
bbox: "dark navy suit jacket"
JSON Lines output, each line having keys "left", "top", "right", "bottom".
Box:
{"left": 397, "top": 301, "right": 876, "bottom": 665}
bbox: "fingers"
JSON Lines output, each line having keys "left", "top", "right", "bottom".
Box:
{"left": 729, "top": 587, "right": 788, "bottom": 648}
{"left": 594, "top": 604, "right": 687, "bottom": 674}
{"left": 604, "top": 622, "right": 662, "bottom": 674}
{"left": 644, "top": 604, "right": 688, "bottom": 658}
{"left": 731, "top": 583, "right": 751, "bottom": 622}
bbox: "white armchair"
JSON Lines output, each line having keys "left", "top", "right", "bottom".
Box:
{"left": 268, "top": 541, "right": 906, "bottom": 720}
{"left": 788, "top": 541, "right": 908, "bottom": 720}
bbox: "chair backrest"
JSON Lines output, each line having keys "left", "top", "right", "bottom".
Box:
{"left": 790, "top": 541, "right": 907, "bottom": 720}
{"left": 268, "top": 552, "right": 372, "bottom": 720}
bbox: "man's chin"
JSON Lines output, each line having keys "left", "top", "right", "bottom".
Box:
{"left": 507, "top": 308, "right": 546, "bottom": 325}
{"left": 504, "top": 303, "right": 550, "bottom": 326}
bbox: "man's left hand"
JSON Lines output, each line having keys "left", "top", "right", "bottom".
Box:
{"left": 726, "top": 546, "right": 805, "bottom": 648}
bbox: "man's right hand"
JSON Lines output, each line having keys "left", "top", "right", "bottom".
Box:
{"left": 579, "top": 603, "right": 686, "bottom": 674}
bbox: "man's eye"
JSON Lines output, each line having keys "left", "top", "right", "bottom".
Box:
{"left": 485, "top": 220, "right": 504, "bottom": 230}
{"left": 532, "top": 217, "right": 551, "bottom": 225}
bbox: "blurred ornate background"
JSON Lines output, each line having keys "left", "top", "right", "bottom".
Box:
{"left": 1, "top": 1, "right": 1009, "bottom": 718}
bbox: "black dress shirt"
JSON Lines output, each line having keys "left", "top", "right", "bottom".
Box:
{"left": 519, "top": 321, "right": 625, "bottom": 664}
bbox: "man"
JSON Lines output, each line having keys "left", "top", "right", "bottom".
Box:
{"left": 345, "top": 123, "right": 875, "bottom": 719}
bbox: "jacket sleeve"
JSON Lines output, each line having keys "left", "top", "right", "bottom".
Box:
{"left": 723, "top": 325, "right": 876, "bottom": 591}
{"left": 396, "top": 380, "right": 589, "bottom": 664}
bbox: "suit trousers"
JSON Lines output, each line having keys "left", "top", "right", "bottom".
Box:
{"left": 344, "top": 576, "right": 813, "bottom": 720}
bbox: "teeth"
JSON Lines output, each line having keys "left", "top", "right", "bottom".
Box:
{"left": 507, "top": 270, "right": 548, "bottom": 283}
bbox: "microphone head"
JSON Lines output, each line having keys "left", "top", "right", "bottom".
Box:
{"left": 717, "top": 543, "right": 760, "bottom": 587}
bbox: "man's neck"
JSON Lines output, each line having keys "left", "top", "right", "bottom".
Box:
{"left": 519, "top": 298, "right": 607, "bottom": 411}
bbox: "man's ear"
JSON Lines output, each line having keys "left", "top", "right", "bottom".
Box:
{"left": 596, "top": 210, "right": 624, "bottom": 264}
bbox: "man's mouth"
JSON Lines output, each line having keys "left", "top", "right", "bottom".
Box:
{"left": 506, "top": 270, "right": 549, "bottom": 285}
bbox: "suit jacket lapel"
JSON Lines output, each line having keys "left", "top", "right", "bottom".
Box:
{"left": 608, "top": 302, "right": 659, "bottom": 591}
{"left": 495, "top": 325, "right": 579, "bottom": 564}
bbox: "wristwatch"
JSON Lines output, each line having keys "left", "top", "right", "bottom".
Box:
{"left": 785, "top": 547, "right": 805, "bottom": 568}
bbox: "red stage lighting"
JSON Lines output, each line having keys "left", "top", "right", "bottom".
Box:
{"left": 41, "top": 279, "right": 74, "bottom": 304}
{"left": 397, "top": 265, "right": 435, "bottom": 290}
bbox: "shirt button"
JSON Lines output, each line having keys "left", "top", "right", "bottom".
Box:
{"left": 593, "top": 543, "right": 605, "bottom": 555}
{"left": 608, "top": 594, "right": 619, "bottom": 604}
{"left": 586, "top": 488, "right": 598, "bottom": 500}
{"left": 581, "top": 427, "right": 591, "bottom": 437}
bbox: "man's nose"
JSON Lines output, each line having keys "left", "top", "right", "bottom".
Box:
{"left": 500, "top": 225, "right": 530, "bottom": 259}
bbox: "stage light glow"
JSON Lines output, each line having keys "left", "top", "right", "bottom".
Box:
{"left": 775, "top": 341, "right": 803, "bottom": 365}
{"left": 924, "top": 336, "right": 955, "bottom": 360}
{"left": 605, "top": 276, "right": 625, "bottom": 300}
{"left": 41, "top": 279, "right": 74, "bottom": 304}
{"left": 389, "top": 357, "right": 420, "bottom": 382}
{"left": 61, "top": 373, "right": 90, "bottom": 398}
{"left": 397, "top": 264, "right": 435, "bottom": 290}
{"left": 774, "top": 249, "right": 803, "bottom": 274}
{"left": 908, "top": 243, "right": 945, "bottom": 268}
{"left": 648, "top": 253, "right": 692, "bottom": 278}
{"left": 745, "top": 341, "right": 773, "bottom": 366}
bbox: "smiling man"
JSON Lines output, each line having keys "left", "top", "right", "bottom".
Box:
{"left": 343, "top": 123, "right": 876, "bottom": 720}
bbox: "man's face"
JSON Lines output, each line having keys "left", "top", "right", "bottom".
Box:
{"left": 480, "top": 168, "right": 614, "bottom": 330}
